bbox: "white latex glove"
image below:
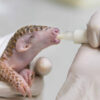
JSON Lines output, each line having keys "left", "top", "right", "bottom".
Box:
{"left": 56, "top": 44, "right": 100, "bottom": 100}
{"left": 0, "top": 33, "right": 52, "bottom": 100}
{"left": 57, "top": 10, "right": 100, "bottom": 48}
{"left": 87, "top": 10, "right": 100, "bottom": 48}
{"left": 56, "top": 10, "right": 100, "bottom": 100}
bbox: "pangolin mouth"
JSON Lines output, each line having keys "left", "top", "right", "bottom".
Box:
{"left": 54, "top": 38, "right": 61, "bottom": 44}
{"left": 48, "top": 27, "right": 61, "bottom": 44}
{"left": 52, "top": 33, "right": 61, "bottom": 44}
{"left": 53, "top": 28, "right": 61, "bottom": 44}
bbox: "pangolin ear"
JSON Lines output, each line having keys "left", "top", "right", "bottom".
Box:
{"left": 16, "top": 37, "right": 32, "bottom": 52}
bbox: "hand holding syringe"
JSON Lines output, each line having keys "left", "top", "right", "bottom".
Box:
{"left": 56, "top": 10, "right": 100, "bottom": 100}
{"left": 57, "top": 10, "right": 100, "bottom": 48}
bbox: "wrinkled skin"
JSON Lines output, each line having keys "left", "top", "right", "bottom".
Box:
{"left": 5, "top": 27, "right": 60, "bottom": 72}
{"left": 1, "top": 27, "right": 60, "bottom": 97}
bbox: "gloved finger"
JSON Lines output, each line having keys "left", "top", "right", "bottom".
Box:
{"left": 87, "top": 10, "right": 100, "bottom": 48}
{"left": 32, "top": 57, "right": 52, "bottom": 76}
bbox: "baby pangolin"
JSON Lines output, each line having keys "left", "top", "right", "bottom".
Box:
{"left": 0, "top": 25, "right": 60, "bottom": 97}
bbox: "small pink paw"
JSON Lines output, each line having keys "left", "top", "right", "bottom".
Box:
{"left": 20, "top": 69, "right": 34, "bottom": 87}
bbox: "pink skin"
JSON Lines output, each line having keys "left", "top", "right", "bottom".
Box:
{"left": 20, "top": 69, "right": 34, "bottom": 87}
{"left": 3, "top": 27, "right": 60, "bottom": 97}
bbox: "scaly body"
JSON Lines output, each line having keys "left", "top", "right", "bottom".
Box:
{"left": 0, "top": 25, "right": 60, "bottom": 97}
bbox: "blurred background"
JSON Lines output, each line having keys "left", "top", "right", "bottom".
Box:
{"left": 0, "top": 0, "right": 99, "bottom": 100}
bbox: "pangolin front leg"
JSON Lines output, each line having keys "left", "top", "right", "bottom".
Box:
{"left": 20, "top": 68, "right": 34, "bottom": 87}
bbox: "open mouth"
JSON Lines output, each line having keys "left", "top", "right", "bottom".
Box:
{"left": 52, "top": 28, "right": 61, "bottom": 44}
{"left": 54, "top": 38, "right": 61, "bottom": 44}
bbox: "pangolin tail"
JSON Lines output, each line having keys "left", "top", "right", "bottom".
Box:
{"left": 0, "top": 61, "right": 32, "bottom": 97}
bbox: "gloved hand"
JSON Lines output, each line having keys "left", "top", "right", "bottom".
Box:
{"left": 56, "top": 10, "right": 100, "bottom": 100}
{"left": 56, "top": 44, "right": 100, "bottom": 100}
{"left": 87, "top": 10, "right": 100, "bottom": 48}
{"left": 0, "top": 33, "right": 52, "bottom": 100}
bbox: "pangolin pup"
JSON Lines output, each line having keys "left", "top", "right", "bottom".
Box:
{"left": 0, "top": 25, "right": 60, "bottom": 97}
